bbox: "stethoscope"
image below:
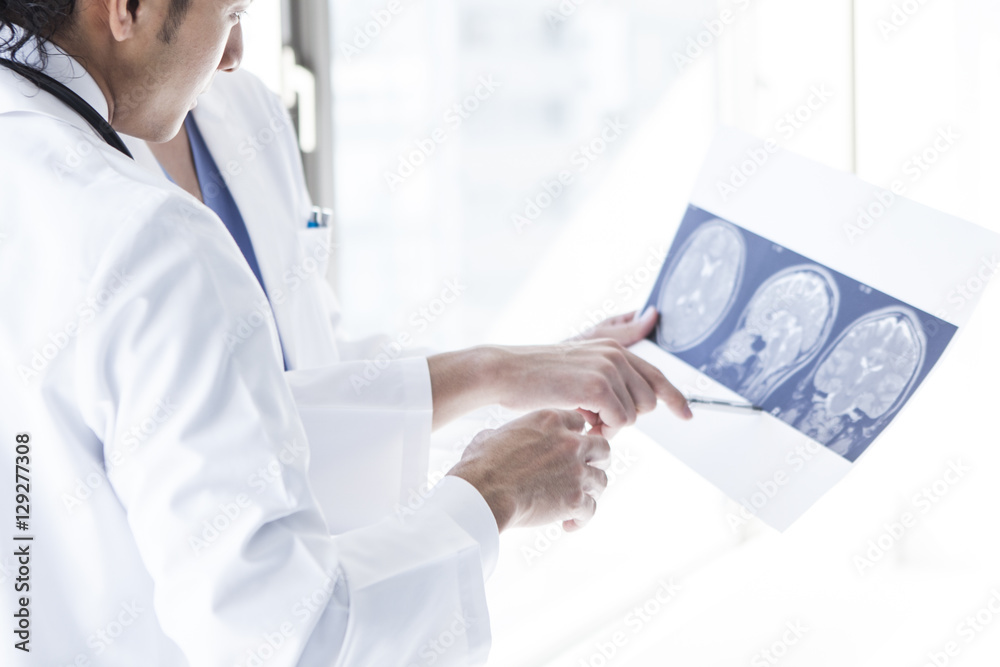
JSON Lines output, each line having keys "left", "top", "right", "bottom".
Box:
{"left": 0, "top": 57, "right": 133, "bottom": 159}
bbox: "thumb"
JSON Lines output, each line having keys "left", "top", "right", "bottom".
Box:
{"left": 623, "top": 306, "right": 658, "bottom": 344}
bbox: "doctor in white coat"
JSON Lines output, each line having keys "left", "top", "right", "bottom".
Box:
{"left": 124, "top": 65, "right": 687, "bottom": 533}
{"left": 0, "top": 1, "right": 689, "bottom": 665}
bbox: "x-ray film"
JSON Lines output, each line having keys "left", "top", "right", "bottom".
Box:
{"left": 650, "top": 206, "right": 953, "bottom": 463}
{"left": 631, "top": 128, "right": 1000, "bottom": 530}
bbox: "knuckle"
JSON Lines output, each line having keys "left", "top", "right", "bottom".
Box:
{"left": 584, "top": 374, "right": 609, "bottom": 399}
{"left": 467, "top": 429, "right": 493, "bottom": 449}
{"left": 595, "top": 438, "right": 611, "bottom": 458}
{"left": 606, "top": 346, "right": 627, "bottom": 364}
{"left": 562, "top": 433, "right": 585, "bottom": 456}
{"left": 601, "top": 357, "right": 621, "bottom": 374}
{"left": 536, "top": 408, "right": 562, "bottom": 425}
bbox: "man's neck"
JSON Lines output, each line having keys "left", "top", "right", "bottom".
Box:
{"left": 147, "top": 124, "right": 205, "bottom": 203}
{"left": 47, "top": 32, "right": 116, "bottom": 123}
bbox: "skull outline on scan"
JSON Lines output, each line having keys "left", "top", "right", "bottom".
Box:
{"left": 701, "top": 264, "right": 840, "bottom": 404}
{"left": 656, "top": 219, "right": 747, "bottom": 353}
{"left": 779, "top": 306, "right": 927, "bottom": 462}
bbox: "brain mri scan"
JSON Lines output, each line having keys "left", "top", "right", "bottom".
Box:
{"left": 656, "top": 219, "right": 746, "bottom": 352}
{"left": 779, "top": 307, "right": 926, "bottom": 461}
{"left": 702, "top": 265, "right": 840, "bottom": 403}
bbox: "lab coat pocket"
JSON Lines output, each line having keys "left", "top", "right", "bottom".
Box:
{"left": 297, "top": 226, "right": 332, "bottom": 281}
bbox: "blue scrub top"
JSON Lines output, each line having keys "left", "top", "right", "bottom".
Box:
{"left": 182, "top": 113, "right": 289, "bottom": 370}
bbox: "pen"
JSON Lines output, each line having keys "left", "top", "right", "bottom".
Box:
{"left": 307, "top": 207, "right": 333, "bottom": 228}
{"left": 686, "top": 396, "right": 763, "bottom": 414}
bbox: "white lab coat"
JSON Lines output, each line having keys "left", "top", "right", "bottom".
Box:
{"left": 122, "top": 70, "right": 434, "bottom": 535}
{"left": 0, "top": 39, "right": 496, "bottom": 666}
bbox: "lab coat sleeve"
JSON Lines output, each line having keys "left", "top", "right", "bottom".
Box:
{"left": 255, "top": 67, "right": 438, "bottom": 528}
{"left": 286, "top": 358, "right": 434, "bottom": 533}
{"left": 303, "top": 475, "right": 498, "bottom": 667}
{"left": 75, "top": 196, "right": 496, "bottom": 666}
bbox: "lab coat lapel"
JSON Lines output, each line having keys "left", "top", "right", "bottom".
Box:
{"left": 191, "top": 89, "right": 338, "bottom": 370}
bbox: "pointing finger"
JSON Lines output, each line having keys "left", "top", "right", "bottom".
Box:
{"left": 582, "top": 434, "right": 611, "bottom": 470}
{"left": 624, "top": 349, "right": 693, "bottom": 420}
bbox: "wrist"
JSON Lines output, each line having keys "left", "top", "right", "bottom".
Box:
{"left": 447, "top": 468, "right": 515, "bottom": 533}
{"left": 428, "top": 345, "right": 510, "bottom": 428}
{"left": 472, "top": 344, "right": 510, "bottom": 407}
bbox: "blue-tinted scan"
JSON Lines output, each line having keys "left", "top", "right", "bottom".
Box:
{"left": 646, "top": 205, "right": 955, "bottom": 462}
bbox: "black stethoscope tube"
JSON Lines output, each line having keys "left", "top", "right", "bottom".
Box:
{"left": 0, "top": 57, "right": 133, "bottom": 159}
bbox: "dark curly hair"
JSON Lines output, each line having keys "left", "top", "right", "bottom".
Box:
{"left": 1, "top": 0, "right": 192, "bottom": 67}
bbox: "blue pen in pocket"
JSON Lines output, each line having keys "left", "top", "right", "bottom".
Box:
{"left": 307, "top": 207, "right": 332, "bottom": 228}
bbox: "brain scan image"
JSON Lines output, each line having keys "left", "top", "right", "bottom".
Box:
{"left": 779, "top": 307, "right": 926, "bottom": 461}
{"left": 701, "top": 265, "right": 839, "bottom": 403}
{"left": 645, "top": 208, "right": 953, "bottom": 466}
{"left": 656, "top": 219, "right": 746, "bottom": 352}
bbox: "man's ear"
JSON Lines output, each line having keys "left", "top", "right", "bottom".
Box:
{"left": 107, "top": 0, "right": 141, "bottom": 41}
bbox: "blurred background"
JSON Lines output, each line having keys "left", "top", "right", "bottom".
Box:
{"left": 240, "top": 1, "right": 1000, "bottom": 665}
